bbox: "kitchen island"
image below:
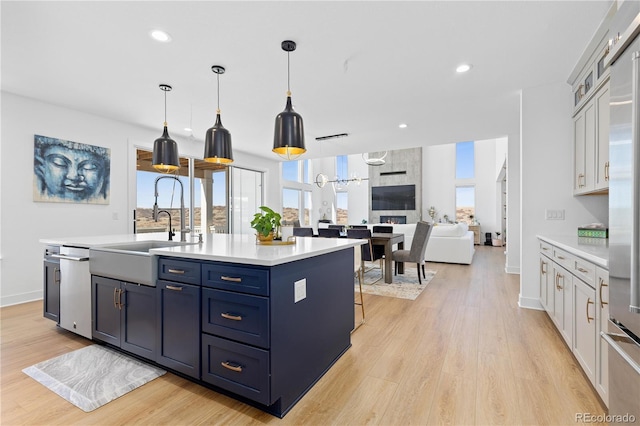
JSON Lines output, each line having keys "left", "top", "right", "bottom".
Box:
{"left": 40, "top": 233, "right": 364, "bottom": 417}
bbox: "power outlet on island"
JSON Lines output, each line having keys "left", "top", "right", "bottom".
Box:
{"left": 294, "top": 279, "right": 307, "bottom": 303}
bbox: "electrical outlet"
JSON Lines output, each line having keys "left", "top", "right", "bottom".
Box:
{"left": 545, "top": 209, "right": 565, "bottom": 220}
{"left": 294, "top": 279, "right": 306, "bottom": 303}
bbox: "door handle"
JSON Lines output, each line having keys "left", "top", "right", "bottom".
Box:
{"left": 586, "top": 298, "right": 594, "bottom": 323}
{"left": 599, "top": 277, "right": 608, "bottom": 308}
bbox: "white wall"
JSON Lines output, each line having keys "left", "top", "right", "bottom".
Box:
{"left": 519, "top": 81, "right": 608, "bottom": 309}
{"left": 423, "top": 138, "right": 501, "bottom": 234}
{"left": 0, "top": 92, "right": 279, "bottom": 306}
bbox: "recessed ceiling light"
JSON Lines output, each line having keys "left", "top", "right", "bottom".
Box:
{"left": 456, "top": 64, "right": 472, "bottom": 73}
{"left": 150, "top": 30, "right": 172, "bottom": 43}
{"left": 398, "top": 123, "right": 408, "bottom": 129}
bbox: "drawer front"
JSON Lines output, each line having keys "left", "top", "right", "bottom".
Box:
{"left": 158, "top": 258, "right": 201, "bottom": 285}
{"left": 539, "top": 240, "right": 553, "bottom": 257}
{"left": 202, "top": 264, "right": 269, "bottom": 296}
{"left": 202, "top": 288, "right": 269, "bottom": 348}
{"left": 553, "top": 247, "right": 575, "bottom": 271}
{"left": 201, "top": 334, "right": 270, "bottom": 406}
{"left": 573, "top": 257, "right": 596, "bottom": 289}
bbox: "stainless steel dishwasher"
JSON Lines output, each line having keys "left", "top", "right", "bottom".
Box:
{"left": 52, "top": 245, "right": 91, "bottom": 339}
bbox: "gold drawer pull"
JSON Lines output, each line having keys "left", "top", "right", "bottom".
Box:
{"left": 166, "top": 285, "right": 183, "bottom": 291}
{"left": 557, "top": 255, "right": 566, "bottom": 260}
{"left": 221, "top": 361, "right": 243, "bottom": 372}
{"left": 221, "top": 276, "right": 242, "bottom": 283}
{"left": 555, "top": 273, "right": 563, "bottom": 290}
{"left": 577, "top": 267, "right": 588, "bottom": 273}
{"left": 599, "top": 277, "right": 609, "bottom": 308}
{"left": 586, "top": 298, "right": 594, "bottom": 323}
{"left": 605, "top": 161, "right": 610, "bottom": 181}
{"left": 221, "top": 313, "right": 243, "bottom": 321}
{"left": 542, "top": 247, "right": 549, "bottom": 251}
{"left": 540, "top": 260, "right": 547, "bottom": 275}
{"left": 168, "top": 269, "right": 185, "bottom": 274}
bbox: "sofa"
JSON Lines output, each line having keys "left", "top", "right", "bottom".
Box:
{"left": 367, "top": 222, "right": 474, "bottom": 265}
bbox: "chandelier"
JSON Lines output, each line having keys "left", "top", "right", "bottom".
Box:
{"left": 314, "top": 173, "right": 368, "bottom": 189}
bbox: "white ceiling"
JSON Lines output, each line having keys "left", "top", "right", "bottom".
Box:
{"left": 1, "top": 1, "right": 614, "bottom": 161}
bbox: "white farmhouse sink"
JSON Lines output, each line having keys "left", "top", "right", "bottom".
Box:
{"left": 90, "top": 240, "right": 195, "bottom": 286}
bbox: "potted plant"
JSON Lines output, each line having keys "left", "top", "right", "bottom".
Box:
{"left": 251, "top": 206, "right": 282, "bottom": 241}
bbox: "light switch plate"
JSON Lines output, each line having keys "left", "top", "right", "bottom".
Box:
{"left": 294, "top": 279, "right": 306, "bottom": 303}
{"left": 545, "top": 209, "right": 565, "bottom": 220}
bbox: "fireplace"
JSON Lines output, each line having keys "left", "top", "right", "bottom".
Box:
{"left": 380, "top": 215, "right": 406, "bottom": 224}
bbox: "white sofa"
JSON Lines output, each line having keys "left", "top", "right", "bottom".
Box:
{"left": 367, "top": 222, "right": 474, "bottom": 265}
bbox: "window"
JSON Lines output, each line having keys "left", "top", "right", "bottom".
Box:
{"left": 283, "top": 188, "right": 300, "bottom": 225}
{"left": 336, "top": 192, "right": 348, "bottom": 225}
{"left": 135, "top": 149, "right": 262, "bottom": 236}
{"left": 456, "top": 141, "right": 475, "bottom": 179}
{"left": 334, "top": 155, "right": 349, "bottom": 222}
{"left": 282, "top": 159, "right": 311, "bottom": 183}
{"left": 455, "top": 185, "right": 475, "bottom": 223}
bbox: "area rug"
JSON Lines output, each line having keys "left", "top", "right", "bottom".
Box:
{"left": 355, "top": 266, "right": 436, "bottom": 300}
{"left": 22, "top": 344, "right": 165, "bottom": 412}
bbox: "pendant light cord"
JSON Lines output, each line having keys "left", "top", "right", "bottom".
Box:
{"left": 163, "top": 89, "right": 168, "bottom": 126}
{"left": 217, "top": 72, "right": 221, "bottom": 113}
{"left": 287, "top": 51, "right": 291, "bottom": 96}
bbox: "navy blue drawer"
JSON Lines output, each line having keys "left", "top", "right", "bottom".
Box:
{"left": 202, "top": 288, "right": 269, "bottom": 349}
{"left": 158, "top": 258, "right": 201, "bottom": 285}
{"left": 202, "top": 263, "right": 269, "bottom": 296}
{"left": 201, "top": 334, "right": 270, "bottom": 406}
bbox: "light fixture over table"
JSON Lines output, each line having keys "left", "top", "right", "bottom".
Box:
{"left": 314, "top": 173, "right": 368, "bottom": 188}
{"left": 273, "top": 40, "right": 306, "bottom": 160}
{"left": 204, "top": 65, "right": 233, "bottom": 164}
{"left": 152, "top": 84, "right": 180, "bottom": 173}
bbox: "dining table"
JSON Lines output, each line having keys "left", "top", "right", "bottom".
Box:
{"left": 370, "top": 232, "right": 404, "bottom": 283}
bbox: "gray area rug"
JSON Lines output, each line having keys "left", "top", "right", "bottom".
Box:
{"left": 355, "top": 266, "right": 436, "bottom": 300}
{"left": 22, "top": 344, "right": 165, "bottom": 412}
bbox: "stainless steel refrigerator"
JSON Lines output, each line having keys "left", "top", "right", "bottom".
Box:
{"left": 604, "top": 4, "right": 640, "bottom": 422}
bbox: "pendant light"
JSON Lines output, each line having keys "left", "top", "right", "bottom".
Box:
{"left": 273, "top": 40, "right": 306, "bottom": 160}
{"left": 152, "top": 84, "right": 180, "bottom": 173}
{"left": 204, "top": 65, "right": 233, "bottom": 164}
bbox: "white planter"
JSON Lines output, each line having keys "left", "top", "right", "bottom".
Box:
{"left": 492, "top": 238, "right": 503, "bottom": 247}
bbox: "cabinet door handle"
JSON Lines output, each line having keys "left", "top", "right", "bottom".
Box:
{"left": 54, "top": 267, "right": 60, "bottom": 284}
{"left": 556, "top": 273, "right": 563, "bottom": 290}
{"left": 599, "top": 277, "right": 609, "bottom": 308}
{"left": 221, "top": 361, "right": 243, "bottom": 372}
{"left": 221, "top": 276, "right": 242, "bottom": 283}
{"left": 221, "top": 312, "right": 243, "bottom": 321}
{"left": 113, "top": 288, "right": 118, "bottom": 309}
{"left": 586, "top": 298, "right": 594, "bottom": 323}
{"left": 540, "top": 260, "right": 547, "bottom": 275}
{"left": 118, "top": 289, "right": 124, "bottom": 310}
{"left": 167, "top": 269, "right": 185, "bottom": 274}
{"left": 605, "top": 161, "right": 610, "bottom": 181}
{"left": 166, "top": 285, "right": 183, "bottom": 291}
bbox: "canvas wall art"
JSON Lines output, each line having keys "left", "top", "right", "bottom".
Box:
{"left": 33, "top": 135, "right": 111, "bottom": 204}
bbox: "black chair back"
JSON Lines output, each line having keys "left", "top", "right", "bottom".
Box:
{"left": 328, "top": 224, "right": 345, "bottom": 232}
{"left": 318, "top": 228, "right": 341, "bottom": 238}
{"left": 293, "top": 227, "right": 314, "bottom": 237}
{"left": 347, "top": 228, "right": 382, "bottom": 262}
{"left": 350, "top": 225, "right": 368, "bottom": 229}
{"left": 372, "top": 225, "right": 393, "bottom": 233}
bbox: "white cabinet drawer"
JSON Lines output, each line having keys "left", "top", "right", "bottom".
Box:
{"left": 572, "top": 257, "right": 596, "bottom": 289}
{"left": 553, "top": 247, "right": 575, "bottom": 271}
{"left": 540, "top": 241, "right": 553, "bottom": 257}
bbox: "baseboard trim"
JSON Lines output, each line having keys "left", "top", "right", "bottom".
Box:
{"left": 505, "top": 265, "right": 520, "bottom": 274}
{"left": 518, "top": 295, "right": 544, "bottom": 310}
{"left": 1, "top": 291, "right": 43, "bottom": 308}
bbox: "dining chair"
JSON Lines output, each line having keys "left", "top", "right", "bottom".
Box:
{"left": 293, "top": 227, "right": 314, "bottom": 237}
{"left": 391, "top": 221, "right": 433, "bottom": 284}
{"left": 347, "top": 228, "right": 383, "bottom": 282}
{"left": 318, "top": 228, "right": 341, "bottom": 238}
{"left": 372, "top": 225, "right": 393, "bottom": 267}
{"left": 350, "top": 225, "right": 368, "bottom": 229}
{"left": 328, "top": 224, "right": 345, "bottom": 233}
{"left": 353, "top": 243, "right": 365, "bottom": 331}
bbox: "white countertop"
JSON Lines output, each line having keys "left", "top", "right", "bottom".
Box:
{"left": 537, "top": 234, "right": 609, "bottom": 269}
{"left": 40, "top": 233, "right": 364, "bottom": 266}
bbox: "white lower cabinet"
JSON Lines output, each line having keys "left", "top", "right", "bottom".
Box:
{"left": 595, "top": 267, "right": 609, "bottom": 405}
{"left": 538, "top": 238, "right": 608, "bottom": 408}
{"left": 573, "top": 277, "right": 596, "bottom": 383}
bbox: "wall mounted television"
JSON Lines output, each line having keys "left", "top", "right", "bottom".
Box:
{"left": 371, "top": 185, "right": 415, "bottom": 210}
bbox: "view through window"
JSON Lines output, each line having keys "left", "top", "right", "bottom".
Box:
{"left": 281, "top": 160, "right": 312, "bottom": 226}
{"left": 455, "top": 141, "right": 475, "bottom": 223}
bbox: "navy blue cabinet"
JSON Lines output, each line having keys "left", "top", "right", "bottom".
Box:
{"left": 156, "top": 279, "right": 201, "bottom": 379}
{"left": 92, "top": 275, "right": 156, "bottom": 360}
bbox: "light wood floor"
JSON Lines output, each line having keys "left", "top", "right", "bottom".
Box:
{"left": 1, "top": 246, "right": 607, "bottom": 425}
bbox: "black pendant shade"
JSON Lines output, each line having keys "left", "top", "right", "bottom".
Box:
{"left": 273, "top": 40, "right": 306, "bottom": 160}
{"left": 204, "top": 65, "right": 233, "bottom": 164}
{"left": 152, "top": 84, "right": 180, "bottom": 173}
{"left": 204, "top": 113, "right": 233, "bottom": 164}
{"left": 152, "top": 125, "right": 180, "bottom": 173}
{"left": 273, "top": 95, "right": 305, "bottom": 158}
